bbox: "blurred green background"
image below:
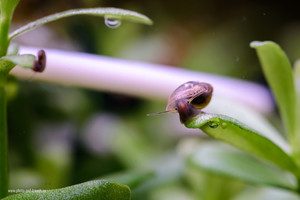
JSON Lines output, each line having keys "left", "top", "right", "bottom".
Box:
{"left": 7, "top": 0, "right": 300, "bottom": 199}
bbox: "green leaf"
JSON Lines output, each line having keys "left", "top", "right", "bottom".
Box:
{"left": 6, "top": 43, "right": 19, "bottom": 56}
{"left": 233, "top": 187, "right": 300, "bottom": 200}
{"left": 1, "top": 54, "right": 35, "bottom": 69}
{"left": 188, "top": 143, "right": 297, "bottom": 189}
{"left": 208, "top": 97, "right": 290, "bottom": 152}
{"left": 0, "top": 0, "right": 20, "bottom": 56}
{"left": 250, "top": 41, "right": 296, "bottom": 139}
{"left": 0, "top": 0, "right": 20, "bottom": 19}
{"left": 0, "top": 60, "right": 16, "bottom": 82}
{"left": 184, "top": 113, "right": 299, "bottom": 177}
{"left": 9, "top": 7, "right": 153, "bottom": 40}
{"left": 3, "top": 180, "right": 131, "bottom": 200}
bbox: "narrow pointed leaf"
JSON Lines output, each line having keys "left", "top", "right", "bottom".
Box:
{"left": 9, "top": 7, "right": 152, "bottom": 40}
{"left": 250, "top": 41, "right": 296, "bottom": 138}
{"left": 189, "top": 144, "right": 297, "bottom": 189}
{"left": 1, "top": 54, "right": 35, "bottom": 69}
{"left": 3, "top": 180, "right": 131, "bottom": 200}
{"left": 184, "top": 113, "right": 299, "bottom": 177}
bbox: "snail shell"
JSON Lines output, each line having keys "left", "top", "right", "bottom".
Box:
{"left": 147, "top": 81, "right": 213, "bottom": 123}
{"left": 166, "top": 81, "right": 213, "bottom": 113}
{"left": 33, "top": 49, "right": 46, "bottom": 72}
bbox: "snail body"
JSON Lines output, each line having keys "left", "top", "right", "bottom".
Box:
{"left": 148, "top": 81, "right": 213, "bottom": 123}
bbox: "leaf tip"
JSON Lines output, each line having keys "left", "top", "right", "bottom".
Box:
{"left": 250, "top": 41, "right": 278, "bottom": 49}
{"left": 250, "top": 41, "right": 268, "bottom": 48}
{"left": 145, "top": 18, "right": 153, "bottom": 25}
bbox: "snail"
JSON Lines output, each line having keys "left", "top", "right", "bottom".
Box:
{"left": 33, "top": 49, "right": 46, "bottom": 72}
{"left": 148, "top": 81, "right": 213, "bottom": 123}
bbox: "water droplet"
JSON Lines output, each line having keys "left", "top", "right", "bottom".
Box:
{"left": 208, "top": 119, "right": 219, "bottom": 128}
{"left": 104, "top": 16, "right": 121, "bottom": 28}
{"left": 221, "top": 122, "right": 227, "bottom": 129}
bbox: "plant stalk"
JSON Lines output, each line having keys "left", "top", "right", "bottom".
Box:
{"left": 0, "top": 15, "right": 10, "bottom": 56}
{"left": 0, "top": 79, "right": 8, "bottom": 198}
{"left": 0, "top": 1, "right": 12, "bottom": 198}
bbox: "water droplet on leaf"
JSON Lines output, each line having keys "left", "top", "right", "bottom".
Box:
{"left": 104, "top": 16, "right": 121, "bottom": 28}
{"left": 208, "top": 119, "right": 219, "bottom": 128}
{"left": 221, "top": 122, "right": 227, "bottom": 129}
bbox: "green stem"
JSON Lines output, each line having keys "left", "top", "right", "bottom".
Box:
{"left": 0, "top": 76, "right": 8, "bottom": 198}
{"left": 0, "top": 12, "right": 9, "bottom": 200}
{"left": 0, "top": 61, "right": 16, "bottom": 199}
{"left": 0, "top": 18, "right": 10, "bottom": 56}
{"left": 0, "top": 1, "right": 21, "bottom": 197}
{"left": 0, "top": 1, "right": 20, "bottom": 198}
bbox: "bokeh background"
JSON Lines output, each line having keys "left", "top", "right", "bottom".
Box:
{"left": 7, "top": 0, "right": 300, "bottom": 199}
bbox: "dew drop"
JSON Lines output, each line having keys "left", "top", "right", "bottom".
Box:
{"left": 221, "top": 122, "right": 227, "bottom": 129}
{"left": 208, "top": 119, "right": 219, "bottom": 128}
{"left": 104, "top": 15, "right": 121, "bottom": 29}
